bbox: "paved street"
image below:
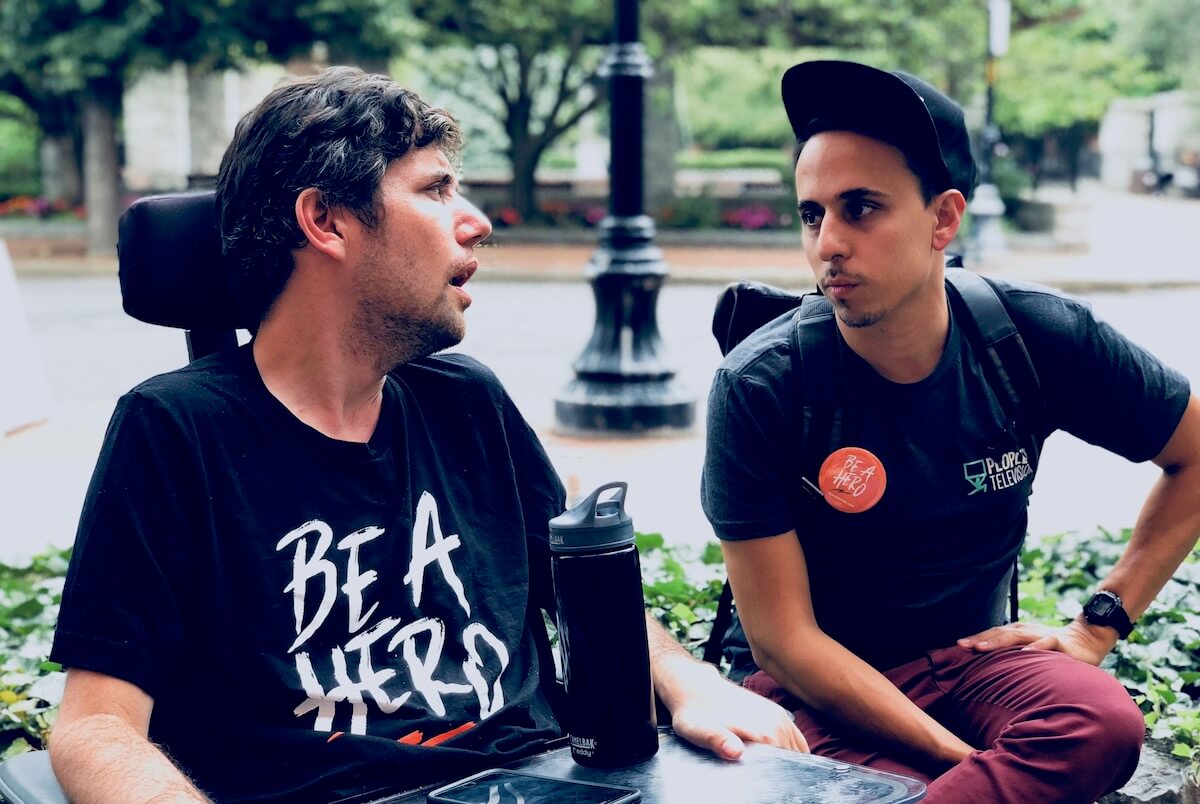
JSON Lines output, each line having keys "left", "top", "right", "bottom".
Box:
{"left": 2, "top": 272, "right": 1199, "bottom": 562}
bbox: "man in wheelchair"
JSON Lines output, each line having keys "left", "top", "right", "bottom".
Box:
{"left": 47, "top": 67, "right": 805, "bottom": 803}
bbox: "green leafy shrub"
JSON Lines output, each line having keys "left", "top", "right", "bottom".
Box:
{"left": 637, "top": 533, "right": 727, "bottom": 658}
{"left": 7, "top": 529, "right": 1200, "bottom": 781}
{"left": 656, "top": 194, "right": 723, "bottom": 230}
{"left": 1020, "top": 528, "right": 1200, "bottom": 775}
{"left": 1, "top": 547, "right": 68, "bottom": 759}
{"left": 657, "top": 193, "right": 795, "bottom": 231}
{"left": 0, "top": 95, "right": 39, "bottom": 200}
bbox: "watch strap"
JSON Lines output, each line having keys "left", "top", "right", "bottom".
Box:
{"left": 1084, "top": 591, "right": 1134, "bottom": 639}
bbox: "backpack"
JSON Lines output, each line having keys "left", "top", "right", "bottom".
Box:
{"left": 701, "top": 265, "right": 1043, "bottom": 666}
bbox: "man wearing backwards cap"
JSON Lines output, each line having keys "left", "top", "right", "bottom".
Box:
{"left": 702, "top": 60, "right": 1200, "bottom": 801}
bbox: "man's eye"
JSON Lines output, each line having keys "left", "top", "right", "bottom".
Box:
{"left": 799, "top": 209, "right": 821, "bottom": 227}
{"left": 847, "top": 202, "right": 877, "bottom": 220}
{"left": 429, "top": 182, "right": 454, "bottom": 200}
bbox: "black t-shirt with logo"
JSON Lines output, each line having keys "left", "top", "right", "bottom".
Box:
{"left": 702, "top": 280, "right": 1191, "bottom": 672}
{"left": 52, "top": 345, "right": 565, "bottom": 802}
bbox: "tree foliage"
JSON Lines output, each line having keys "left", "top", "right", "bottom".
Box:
{"left": 995, "top": 2, "right": 1172, "bottom": 138}
{"left": 1115, "top": 0, "right": 1200, "bottom": 91}
{"left": 405, "top": 0, "right": 1017, "bottom": 218}
{"left": 406, "top": 0, "right": 612, "bottom": 220}
{"left": 0, "top": 0, "right": 400, "bottom": 249}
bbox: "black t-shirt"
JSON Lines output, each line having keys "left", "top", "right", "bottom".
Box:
{"left": 702, "top": 279, "right": 1191, "bottom": 672}
{"left": 52, "top": 345, "right": 566, "bottom": 802}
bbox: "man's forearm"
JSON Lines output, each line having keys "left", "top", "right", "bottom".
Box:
{"left": 756, "top": 626, "right": 972, "bottom": 766}
{"left": 50, "top": 713, "right": 208, "bottom": 803}
{"left": 1097, "top": 460, "right": 1200, "bottom": 621}
{"left": 645, "top": 613, "right": 724, "bottom": 712}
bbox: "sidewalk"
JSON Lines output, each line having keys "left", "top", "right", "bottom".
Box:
{"left": 9, "top": 237, "right": 1199, "bottom": 292}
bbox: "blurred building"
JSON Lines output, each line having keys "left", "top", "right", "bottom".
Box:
{"left": 1099, "top": 90, "right": 1200, "bottom": 196}
{"left": 122, "top": 64, "right": 288, "bottom": 192}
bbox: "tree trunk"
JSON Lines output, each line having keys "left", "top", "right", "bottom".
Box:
{"left": 186, "top": 63, "right": 226, "bottom": 185}
{"left": 39, "top": 132, "right": 82, "bottom": 206}
{"left": 82, "top": 84, "right": 122, "bottom": 257}
{"left": 509, "top": 143, "right": 540, "bottom": 223}
{"left": 1027, "top": 137, "right": 1046, "bottom": 192}
{"left": 34, "top": 94, "right": 83, "bottom": 206}
{"left": 1061, "top": 125, "right": 1086, "bottom": 192}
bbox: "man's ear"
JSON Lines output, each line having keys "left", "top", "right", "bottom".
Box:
{"left": 294, "top": 188, "right": 348, "bottom": 261}
{"left": 931, "top": 190, "right": 967, "bottom": 252}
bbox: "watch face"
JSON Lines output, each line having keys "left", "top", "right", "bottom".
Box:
{"left": 1088, "top": 597, "right": 1117, "bottom": 618}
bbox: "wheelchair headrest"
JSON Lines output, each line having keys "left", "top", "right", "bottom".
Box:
{"left": 118, "top": 191, "right": 252, "bottom": 331}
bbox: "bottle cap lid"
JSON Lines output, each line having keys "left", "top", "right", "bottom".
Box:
{"left": 548, "top": 481, "right": 635, "bottom": 553}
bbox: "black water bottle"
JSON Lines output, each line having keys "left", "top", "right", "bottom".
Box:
{"left": 549, "top": 481, "right": 659, "bottom": 767}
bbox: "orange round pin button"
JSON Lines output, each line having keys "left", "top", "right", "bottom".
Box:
{"left": 817, "top": 446, "right": 887, "bottom": 513}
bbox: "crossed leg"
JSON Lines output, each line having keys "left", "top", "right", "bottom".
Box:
{"left": 743, "top": 645, "right": 1144, "bottom": 803}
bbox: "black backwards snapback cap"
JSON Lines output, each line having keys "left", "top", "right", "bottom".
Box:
{"left": 782, "top": 60, "right": 978, "bottom": 201}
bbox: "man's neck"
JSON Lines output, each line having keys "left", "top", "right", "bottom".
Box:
{"left": 837, "top": 270, "right": 950, "bottom": 385}
{"left": 252, "top": 313, "right": 388, "bottom": 444}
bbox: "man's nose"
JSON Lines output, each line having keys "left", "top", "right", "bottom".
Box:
{"left": 457, "top": 196, "right": 492, "bottom": 247}
{"left": 814, "top": 216, "right": 850, "bottom": 264}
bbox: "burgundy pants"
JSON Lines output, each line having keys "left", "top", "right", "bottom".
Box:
{"left": 743, "top": 645, "right": 1144, "bottom": 803}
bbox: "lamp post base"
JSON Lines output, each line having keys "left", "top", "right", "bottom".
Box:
{"left": 554, "top": 215, "right": 696, "bottom": 436}
{"left": 555, "top": 376, "right": 695, "bottom": 435}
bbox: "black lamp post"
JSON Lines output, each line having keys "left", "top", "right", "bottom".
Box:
{"left": 554, "top": 0, "right": 695, "bottom": 434}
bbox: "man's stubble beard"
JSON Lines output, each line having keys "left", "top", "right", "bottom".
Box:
{"left": 837, "top": 310, "right": 885, "bottom": 329}
{"left": 348, "top": 240, "right": 465, "bottom": 374}
{"left": 360, "top": 304, "right": 463, "bottom": 374}
{"left": 832, "top": 301, "right": 885, "bottom": 329}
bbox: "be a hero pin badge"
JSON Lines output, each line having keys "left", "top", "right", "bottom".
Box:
{"left": 815, "top": 446, "right": 887, "bottom": 513}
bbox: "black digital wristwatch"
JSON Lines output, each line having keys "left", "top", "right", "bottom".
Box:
{"left": 1082, "top": 590, "right": 1134, "bottom": 639}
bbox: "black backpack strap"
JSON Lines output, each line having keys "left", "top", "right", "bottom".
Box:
{"left": 789, "top": 298, "right": 844, "bottom": 500}
{"left": 944, "top": 269, "right": 1043, "bottom": 472}
{"left": 945, "top": 268, "right": 1043, "bottom": 623}
{"left": 702, "top": 582, "right": 735, "bottom": 665}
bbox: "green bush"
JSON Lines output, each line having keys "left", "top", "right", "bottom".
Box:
{"left": 656, "top": 193, "right": 795, "bottom": 231}
{"left": 656, "top": 193, "right": 723, "bottom": 230}
{"left": 1, "top": 547, "right": 67, "bottom": 759}
{"left": 0, "top": 95, "right": 40, "bottom": 199}
{"left": 1020, "top": 528, "right": 1200, "bottom": 770}
{"left": 991, "top": 153, "right": 1033, "bottom": 205}
{"left": 7, "top": 529, "right": 1200, "bottom": 780}
{"left": 637, "top": 533, "right": 727, "bottom": 657}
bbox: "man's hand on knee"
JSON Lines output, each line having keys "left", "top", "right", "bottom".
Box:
{"left": 956, "top": 620, "right": 1116, "bottom": 666}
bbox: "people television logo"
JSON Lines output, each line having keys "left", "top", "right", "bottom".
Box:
{"left": 963, "top": 449, "right": 1032, "bottom": 495}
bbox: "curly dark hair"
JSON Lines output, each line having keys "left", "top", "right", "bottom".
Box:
{"left": 215, "top": 66, "right": 462, "bottom": 324}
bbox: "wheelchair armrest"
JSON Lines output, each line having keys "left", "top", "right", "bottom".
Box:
{"left": 0, "top": 750, "right": 68, "bottom": 804}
